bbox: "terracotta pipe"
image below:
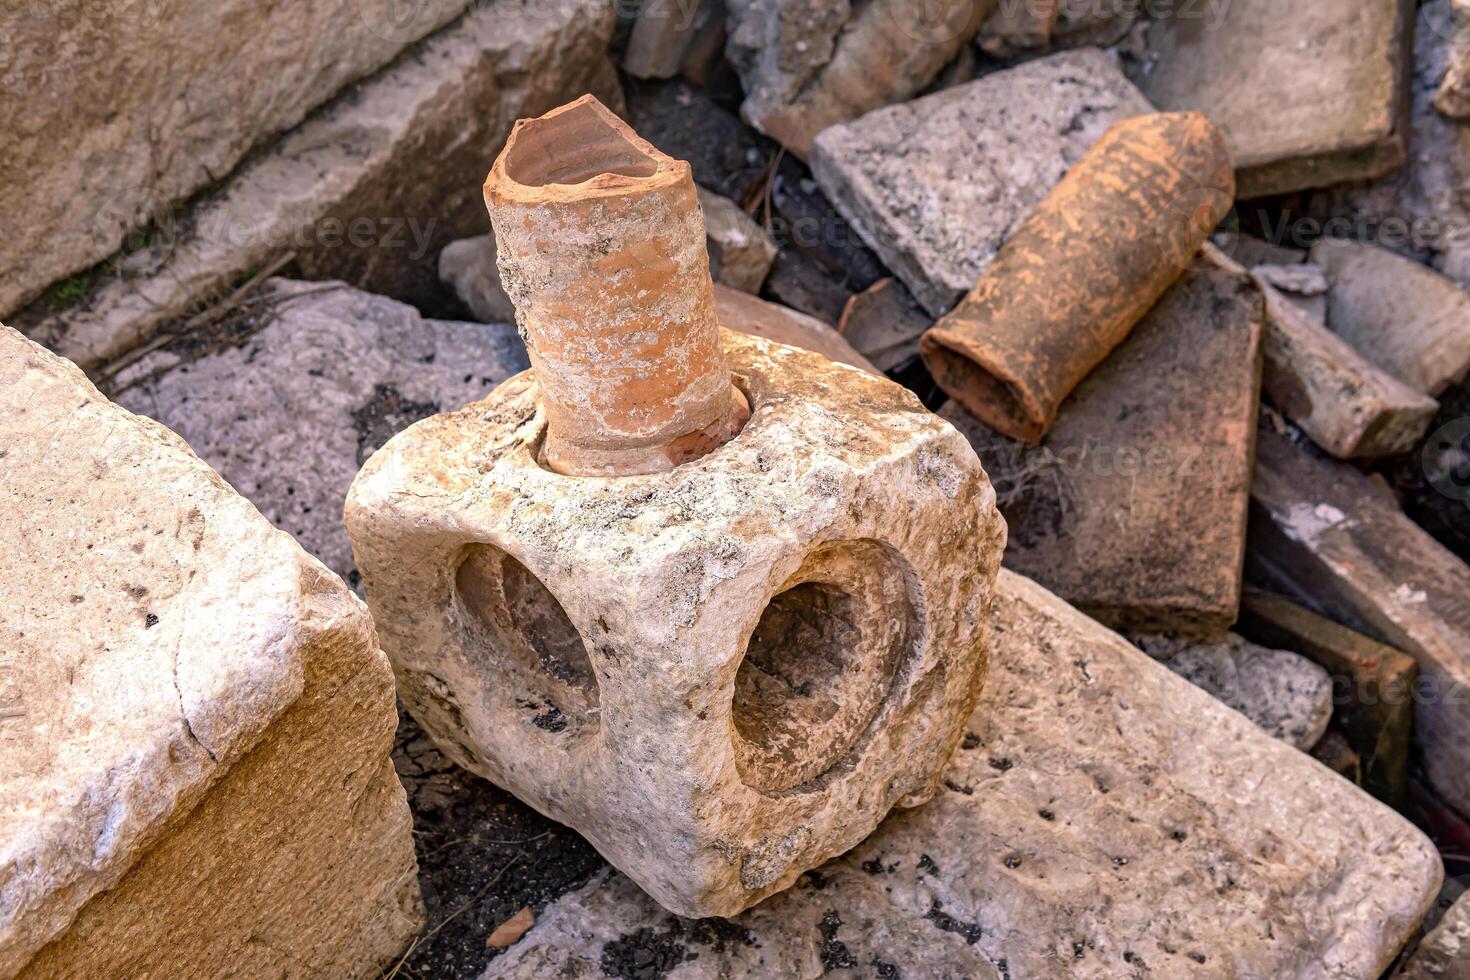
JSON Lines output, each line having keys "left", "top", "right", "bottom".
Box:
{"left": 920, "top": 111, "right": 1234, "bottom": 442}
{"left": 484, "top": 95, "right": 749, "bottom": 476}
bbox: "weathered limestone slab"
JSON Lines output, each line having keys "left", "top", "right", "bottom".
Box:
{"left": 0, "top": 0, "right": 473, "bottom": 319}
{"left": 712, "top": 285, "right": 878, "bottom": 374}
{"left": 0, "top": 325, "right": 422, "bottom": 976}
{"left": 16, "top": 0, "right": 618, "bottom": 373}
{"left": 1206, "top": 243, "right": 1439, "bottom": 459}
{"left": 942, "top": 264, "right": 1264, "bottom": 638}
{"left": 113, "top": 279, "right": 528, "bottom": 585}
{"left": 1311, "top": 237, "right": 1470, "bottom": 397}
{"left": 811, "top": 49, "right": 1153, "bottom": 317}
{"left": 1402, "top": 891, "right": 1470, "bottom": 979}
{"left": 1333, "top": 1, "right": 1470, "bottom": 288}
{"left": 698, "top": 188, "right": 778, "bottom": 293}
{"left": 484, "top": 571, "right": 1441, "bottom": 980}
{"left": 1161, "top": 634, "right": 1333, "bottom": 751}
{"left": 347, "top": 330, "right": 1005, "bottom": 917}
{"left": 1238, "top": 589, "right": 1417, "bottom": 805}
{"left": 837, "top": 277, "right": 930, "bottom": 373}
{"left": 1249, "top": 424, "right": 1470, "bottom": 815}
{"left": 1138, "top": 0, "right": 1414, "bottom": 198}
{"left": 725, "top": 0, "right": 992, "bottom": 159}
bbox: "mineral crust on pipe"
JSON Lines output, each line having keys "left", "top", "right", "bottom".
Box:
{"left": 920, "top": 112, "right": 1234, "bottom": 443}
{"left": 483, "top": 95, "right": 748, "bottom": 476}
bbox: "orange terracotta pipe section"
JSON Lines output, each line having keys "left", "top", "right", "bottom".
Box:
{"left": 484, "top": 95, "right": 749, "bottom": 476}
{"left": 920, "top": 111, "right": 1234, "bottom": 442}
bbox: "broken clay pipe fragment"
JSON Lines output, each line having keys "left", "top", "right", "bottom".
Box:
{"left": 484, "top": 94, "right": 749, "bottom": 477}
{"left": 920, "top": 112, "right": 1234, "bottom": 443}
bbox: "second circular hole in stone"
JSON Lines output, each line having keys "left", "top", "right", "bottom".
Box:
{"left": 732, "top": 541, "right": 915, "bottom": 794}
{"left": 456, "top": 545, "right": 598, "bottom": 735}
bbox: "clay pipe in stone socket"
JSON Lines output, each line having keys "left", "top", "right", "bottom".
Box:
{"left": 484, "top": 95, "right": 750, "bottom": 476}
{"left": 920, "top": 111, "right": 1234, "bottom": 443}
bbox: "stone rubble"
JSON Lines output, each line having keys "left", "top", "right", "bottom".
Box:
{"left": 0, "top": 324, "right": 422, "bottom": 977}
{"left": 439, "top": 235, "right": 516, "bottom": 324}
{"left": 1138, "top": 0, "right": 1414, "bottom": 198}
{"left": 1311, "top": 237, "right": 1470, "bottom": 397}
{"left": 14, "top": 0, "right": 620, "bottom": 374}
{"left": 941, "top": 263, "right": 1263, "bottom": 638}
{"left": 483, "top": 571, "right": 1441, "bottom": 980}
{"left": 724, "top": 0, "right": 992, "bottom": 159}
{"left": 811, "top": 49, "right": 1153, "bottom": 319}
{"left": 1238, "top": 589, "right": 1418, "bottom": 805}
{"left": 1249, "top": 425, "right": 1470, "bottom": 816}
{"left": 114, "top": 279, "right": 529, "bottom": 583}
{"left": 1160, "top": 633, "right": 1334, "bottom": 751}
{"left": 1206, "top": 244, "right": 1440, "bottom": 460}
{"left": 0, "top": 0, "right": 472, "bottom": 319}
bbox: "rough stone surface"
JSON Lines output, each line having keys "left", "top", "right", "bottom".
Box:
{"left": 725, "top": 0, "right": 992, "bottom": 159}
{"left": 112, "top": 279, "right": 527, "bottom": 586}
{"left": 698, "top": 187, "right": 779, "bottom": 293}
{"left": 1436, "top": 26, "right": 1470, "bottom": 119}
{"left": 440, "top": 235, "right": 516, "bottom": 324}
{"left": 1249, "top": 424, "right": 1470, "bottom": 817}
{"left": 0, "top": 0, "right": 474, "bottom": 319}
{"left": 1402, "top": 891, "right": 1470, "bottom": 979}
{"left": 1331, "top": 1, "right": 1470, "bottom": 288}
{"left": 1312, "top": 237, "right": 1470, "bottom": 397}
{"left": 16, "top": 0, "right": 619, "bottom": 373}
{"left": 1238, "top": 589, "right": 1417, "bottom": 806}
{"left": 346, "top": 329, "right": 1006, "bottom": 917}
{"left": 1161, "top": 634, "right": 1333, "bottom": 751}
{"left": 942, "top": 264, "right": 1264, "bottom": 638}
{"left": 1138, "top": 0, "right": 1414, "bottom": 198}
{"left": 0, "top": 325, "right": 422, "bottom": 976}
{"left": 483, "top": 571, "right": 1441, "bottom": 980}
{"left": 811, "top": 49, "right": 1153, "bottom": 318}
{"left": 1206, "top": 244, "right": 1439, "bottom": 459}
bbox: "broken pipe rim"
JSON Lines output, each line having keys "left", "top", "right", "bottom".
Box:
{"left": 920, "top": 111, "right": 1235, "bottom": 443}
{"left": 483, "top": 94, "right": 748, "bottom": 477}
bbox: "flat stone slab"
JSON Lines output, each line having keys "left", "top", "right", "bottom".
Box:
{"left": 1333, "top": 1, "right": 1470, "bottom": 287}
{"left": 1138, "top": 0, "right": 1413, "bottom": 198}
{"left": 1311, "top": 236, "right": 1470, "bottom": 397}
{"left": 483, "top": 571, "right": 1440, "bottom": 979}
{"left": 15, "top": 0, "right": 618, "bottom": 373}
{"left": 0, "top": 325, "right": 421, "bottom": 976}
{"left": 1249, "top": 424, "right": 1470, "bottom": 816}
{"left": 942, "top": 264, "right": 1264, "bottom": 638}
{"left": 114, "top": 279, "right": 528, "bottom": 584}
{"left": 811, "top": 48, "right": 1153, "bottom": 318}
{"left": 1161, "top": 633, "right": 1333, "bottom": 751}
{"left": 0, "top": 0, "right": 472, "bottom": 318}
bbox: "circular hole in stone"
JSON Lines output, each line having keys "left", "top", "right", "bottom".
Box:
{"left": 455, "top": 545, "right": 598, "bottom": 735}
{"left": 731, "top": 540, "right": 916, "bottom": 794}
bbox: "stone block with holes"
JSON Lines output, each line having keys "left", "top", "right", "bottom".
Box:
{"left": 345, "top": 329, "right": 1006, "bottom": 918}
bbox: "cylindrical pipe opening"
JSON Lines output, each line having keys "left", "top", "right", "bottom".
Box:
{"left": 484, "top": 95, "right": 747, "bottom": 477}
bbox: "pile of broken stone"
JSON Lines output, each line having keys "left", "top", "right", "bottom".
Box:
{"left": 5, "top": 0, "right": 1470, "bottom": 977}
